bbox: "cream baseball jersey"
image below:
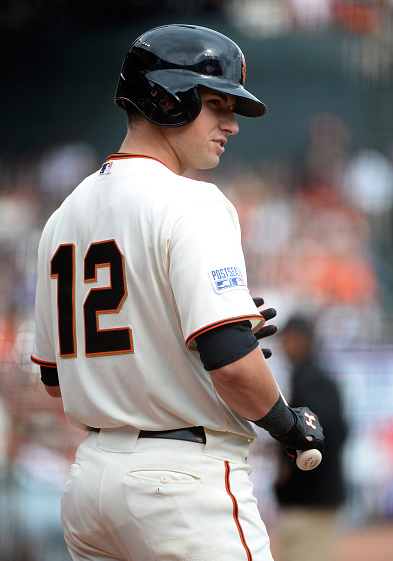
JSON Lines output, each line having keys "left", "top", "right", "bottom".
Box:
{"left": 31, "top": 155, "right": 264, "bottom": 436}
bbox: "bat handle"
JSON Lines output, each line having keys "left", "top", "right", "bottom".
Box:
{"left": 296, "top": 448, "right": 322, "bottom": 471}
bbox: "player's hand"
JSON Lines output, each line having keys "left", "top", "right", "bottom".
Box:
{"left": 272, "top": 407, "right": 325, "bottom": 469}
{"left": 252, "top": 297, "right": 277, "bottom": 359}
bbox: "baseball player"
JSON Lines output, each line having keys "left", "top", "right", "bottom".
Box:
{"left": 31, "top": 24, "right": 324, "bottom": 561}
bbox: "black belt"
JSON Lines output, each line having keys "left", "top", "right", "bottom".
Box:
{"left": 90, "top": 426, "right": 206, "bottom": 444}
{"left": 139, "top": 426, "right": 206, "bottom": 443}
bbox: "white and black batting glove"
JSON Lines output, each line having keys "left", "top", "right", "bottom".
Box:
{"left": 252, "top": 297, "right": 277, "bottom": 359}
{"left": 252, "top": 397, "right": 325, "bottom": 469}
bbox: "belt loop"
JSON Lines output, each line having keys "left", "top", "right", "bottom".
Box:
{"left": 97, "top": 426, "right": 139, "bottom": 453}
{"left": 203, "top": 428, "right": 251, "bottom": 463}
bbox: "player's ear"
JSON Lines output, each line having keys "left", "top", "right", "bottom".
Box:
{"left": 150, "top": 86, "right": 176, "bottom": 110}
{"left": 156, "top": 91, "right": 176, "bottom": 110}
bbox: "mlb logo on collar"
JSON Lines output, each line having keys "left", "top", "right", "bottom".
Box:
{"left": 99, "top": 161, "right": 113, "bottom": 175}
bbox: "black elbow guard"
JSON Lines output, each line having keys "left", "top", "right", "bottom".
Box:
{"left": 40, "top": 365, "right": 59, "bottom": 386}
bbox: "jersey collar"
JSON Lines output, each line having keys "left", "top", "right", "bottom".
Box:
{"left": 104, "top": 153, "right": 168, "bottom": 169}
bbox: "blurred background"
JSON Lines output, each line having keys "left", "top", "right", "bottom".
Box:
{"left": 1, "top": 1, "right": 393, "bottom": 560}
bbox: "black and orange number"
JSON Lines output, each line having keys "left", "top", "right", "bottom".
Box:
{"left": 51, "top": 240, "right": 133, "bottom": 358}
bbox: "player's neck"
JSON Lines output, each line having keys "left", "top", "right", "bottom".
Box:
{"left": 119, "top": 122, "right": 183, "bottom": 175}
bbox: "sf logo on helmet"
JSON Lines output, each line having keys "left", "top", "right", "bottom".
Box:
{"left": 241, "top": 53, "right": 246, "bottom": 85}
{"left": 304, "top": 412, "right": 317, "bottom": 430}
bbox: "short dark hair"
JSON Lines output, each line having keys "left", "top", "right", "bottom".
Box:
{"left": 125, "top": 106, "right": 143, "bottom": 130}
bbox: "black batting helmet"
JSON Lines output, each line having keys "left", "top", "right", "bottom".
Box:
{"left": 114, "top": 24, "right": 267, "bottom": 127}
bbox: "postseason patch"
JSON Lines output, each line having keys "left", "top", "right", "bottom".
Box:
{"left": 209, "top": 266, "right": 247, "bottom": 295}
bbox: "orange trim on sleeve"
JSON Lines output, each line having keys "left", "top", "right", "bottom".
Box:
{"left": 186, "top": 314, "right": 264, "bottom": 350}
{"left": 31, "top": 355, "right": 57, "bottom": 368}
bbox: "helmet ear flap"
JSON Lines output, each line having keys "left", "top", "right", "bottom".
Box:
{"left": 149, "top": 86, "right": 183, "bottom": 119}
{"left": 136, "top": 84, "right": 202, "bottom": 127}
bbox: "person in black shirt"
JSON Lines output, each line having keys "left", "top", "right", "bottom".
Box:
{"left": 274, "top": 315, "right": 347, "bottom": 561}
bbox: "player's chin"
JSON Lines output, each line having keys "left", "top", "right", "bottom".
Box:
{"left": 192, "top": 148, "right": 222, "bottom": 171}
{"left": 200, "top": 154, "right": 221, "bottom": 170}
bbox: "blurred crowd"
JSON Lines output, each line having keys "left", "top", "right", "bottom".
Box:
{"left": 218, "top": 113, "right": 393, "bottom": 341}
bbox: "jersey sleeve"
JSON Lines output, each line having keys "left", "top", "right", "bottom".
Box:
{"left": 31, "top": 230, "right": 57, "bottom": 369}
{"left": 168, "top": 198, "right": 263, "bottom": 351}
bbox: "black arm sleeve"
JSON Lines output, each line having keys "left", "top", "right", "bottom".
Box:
{"left": 40, "top": 365, "right": 59, "bottom": 386}
{"left": 195, "top": 320, "right": 259, "bottom": 371}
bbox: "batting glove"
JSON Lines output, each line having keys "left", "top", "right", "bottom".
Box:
{"left": 272, "top": 406, "right": 325, "bottom": 467}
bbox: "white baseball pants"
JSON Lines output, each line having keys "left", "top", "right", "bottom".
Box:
{"left": 61, "top": 427, "right": 274, "bottom": 561}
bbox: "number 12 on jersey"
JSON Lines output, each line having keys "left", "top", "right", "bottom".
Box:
{"left": 50, "top": 239, "right": 133, "bottom": 358}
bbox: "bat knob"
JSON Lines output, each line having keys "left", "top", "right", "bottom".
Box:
{"left": 296, "top": 448, "right": 322, "bottom": 471}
